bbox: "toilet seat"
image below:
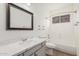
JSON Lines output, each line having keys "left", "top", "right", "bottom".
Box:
{"left": 46, "top": 42, "right": 56, "bottom": 48}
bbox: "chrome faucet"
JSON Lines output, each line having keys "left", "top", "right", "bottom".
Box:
{"left": 48, "top": 34, "right": 50, "bottom": 39}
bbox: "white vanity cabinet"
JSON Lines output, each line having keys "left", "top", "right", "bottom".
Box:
{"left": 35, "top": 42, "right": 46, "bottom": 56}
{"left": 0, "top": 39, "right": 46, "bottom": 56}
{"left": 17, "top": 53, "right": 24, "bottom": 56}
{"left": 35, "top": 45, "right": 46, "bottom": 56}
{"left": 17, "top": 41, "right": 46, "bottom": 56}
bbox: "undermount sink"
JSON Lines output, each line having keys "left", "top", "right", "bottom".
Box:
{"left": 19, "top": 39, "right": 37, "bottom": 45}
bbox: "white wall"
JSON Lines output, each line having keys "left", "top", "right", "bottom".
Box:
{"left": 0, "top": 3, "right": 48, "bottom": 45}
{"left": 73, "top": 4, "right": 79, "bottom": 56}
{"left": 40, "top": 3, "right": 76, "bottom": 47}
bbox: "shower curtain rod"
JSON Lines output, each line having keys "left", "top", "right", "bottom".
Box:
{"left": 51, "top": 10, "right": 77, "bottom": 15}
{"left": 45, "top": 10, "right": 77, "bottom": 19}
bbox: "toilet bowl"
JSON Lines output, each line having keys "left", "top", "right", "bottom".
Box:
{"left": 45, "top": 42, "right": 56, "bottom": 55}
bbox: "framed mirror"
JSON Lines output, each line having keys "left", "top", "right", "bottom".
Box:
{"left": 6, "top": 3, "right": 33, "bottom": 30}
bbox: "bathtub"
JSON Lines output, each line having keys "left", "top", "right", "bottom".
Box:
{"left": 46, "top": 42, "right": 76, "bottom": 55}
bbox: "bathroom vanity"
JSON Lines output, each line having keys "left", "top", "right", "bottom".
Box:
{"left": 16, "top": 41, "right": 46, "bottom": 56}
{"left": 0, "top": 38, "right": 46, "bottom": 56}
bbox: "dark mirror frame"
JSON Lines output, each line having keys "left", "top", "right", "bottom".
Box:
{"left": 6, "top": 3, "right": 33, "bottom": 30}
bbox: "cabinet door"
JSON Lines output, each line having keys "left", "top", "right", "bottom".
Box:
{"left": 24, "top": 50, "right": 33, "bottom": 56}
{"left": 24, "top": 44, "right": 42, "bottom": 56}
{"left": 35, "top": 46, "right": 46, "bottom": 56}
{"left": 30, "top": 53, "right": 34, "bottom": 56}
{"left": 17, "top": 53, "right": 24, "bottom": 56}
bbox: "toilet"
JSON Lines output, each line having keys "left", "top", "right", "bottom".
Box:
{"left": 45, "top": 42, "right": 56, "bottom": 56}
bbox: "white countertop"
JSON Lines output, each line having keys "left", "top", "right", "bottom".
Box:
{"left": 0, "top": 38, "right": 46, "bottom": 56}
